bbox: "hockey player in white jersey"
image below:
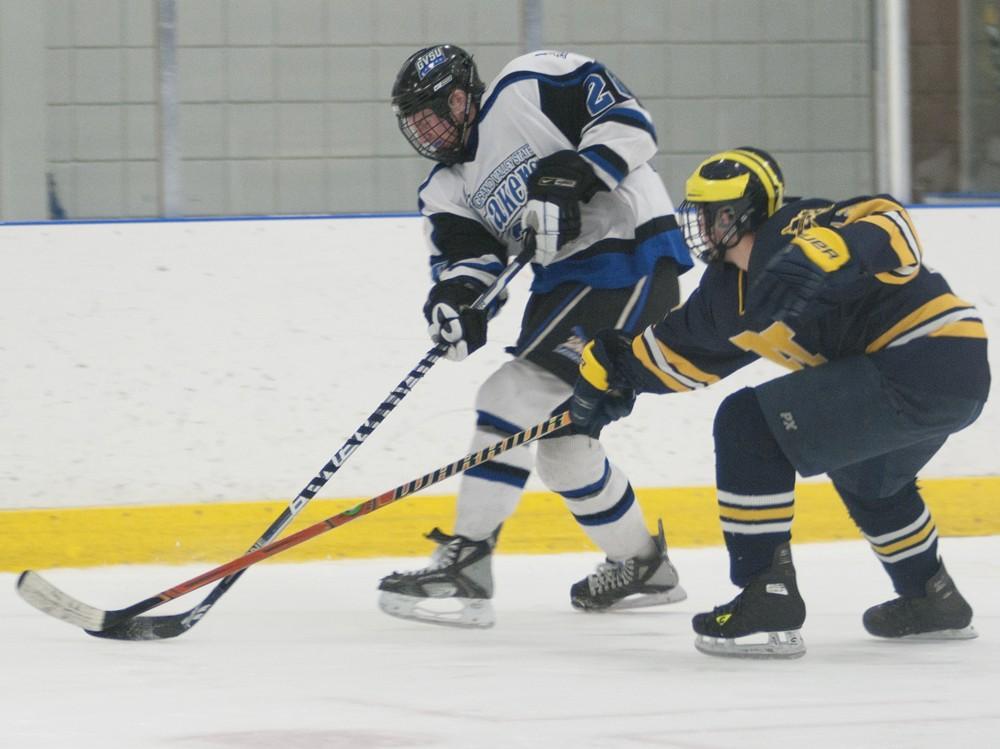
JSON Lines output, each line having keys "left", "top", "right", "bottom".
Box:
{"left": 377, "top": 44, "right": 693, "bottom": 628}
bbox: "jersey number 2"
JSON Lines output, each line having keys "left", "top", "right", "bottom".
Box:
{"left": 584, "top": 73, "right": 616, "bottom": 117}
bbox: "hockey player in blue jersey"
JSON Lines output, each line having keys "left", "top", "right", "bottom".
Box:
{"left": 377, "top": 44, "right": 693, "bottom": 627}
{"left": 570, "top": 147, "right": 990, "bottom": 657}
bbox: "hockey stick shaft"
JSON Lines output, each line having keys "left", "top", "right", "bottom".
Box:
{"left": 233, "top": 244, "right": 533, "bottom": 549}
{"left": 158, "top": 410, "right": 567, "bottom": 602}
{"left": 89, "top": 241, "right": 535, "bottom": 637}
{"left": 20, "top": 410, "right": 569, "bottom": 631}
{"left": 182, "top": 246, "right": 532, "bottom": 576}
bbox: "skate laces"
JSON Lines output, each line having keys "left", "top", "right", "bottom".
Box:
{"left": 426, "top": 536, "right": 465, "bottom": 571}
{"left": 388, "top": 534, "right": 464, "bottom": 578}
{"left": 589, "top": 559, "right": 636, "bottom": 594}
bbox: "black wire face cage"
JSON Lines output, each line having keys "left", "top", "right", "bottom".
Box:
{"left": 679, "top": 199, "right": 752, "bottom": 263}
{"left": 391, "top": 48, "right": 482, "bottom": 165}
{"left": 396, "top": 103, "right": 463, "bottom": 164}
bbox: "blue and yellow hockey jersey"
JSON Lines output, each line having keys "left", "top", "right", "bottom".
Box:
{"left": 621, "top": 195, "right": 990, "bottom": 400}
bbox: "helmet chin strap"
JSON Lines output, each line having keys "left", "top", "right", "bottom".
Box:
{"left": 448, "top": 83, "right": 479, "bottom": 158}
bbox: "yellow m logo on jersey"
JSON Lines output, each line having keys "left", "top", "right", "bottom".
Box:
{"left": 730, "top": 322, "right": 827, "bottom": 371}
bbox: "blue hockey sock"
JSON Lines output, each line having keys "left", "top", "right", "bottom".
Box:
{"left": 836, "top": 480, "right": 940, "bottom": 597}
{"left": 714, "top": 388, "right": 797, "bottom": 587}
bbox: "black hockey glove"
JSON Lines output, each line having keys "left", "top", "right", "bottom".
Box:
{"left": 522, "top": 150, "right": 608, "bottom": 266}
{"left": 424, "top": 279, "right": 489, "bottom": 361}
{"left": 569, "top": 330, "right": 637, "bottom": 438}
{"left": 750, "top": 229, "right": 854, "bottom": 322}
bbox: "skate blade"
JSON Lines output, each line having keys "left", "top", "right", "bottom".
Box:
{"left": 378, "top": 591, "right": 495, "bottom": 629}
{"left": 890, "top": 624, "right": 979, "bottom": 642}
{"left": 606, "top": 584, "right": 689, "bottom": 611}
{"left": 694, "top": 629, "right": 806, "bottom": 659}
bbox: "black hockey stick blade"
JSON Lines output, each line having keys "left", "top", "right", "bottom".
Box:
{"left": 85, "top": 613, "right": 190, "bottom": 641}
{"left": 86, "top": 575, "right": 245, "bottom": 640}
{"left": 75, "top": 244, "right": 539, "bottom": 642}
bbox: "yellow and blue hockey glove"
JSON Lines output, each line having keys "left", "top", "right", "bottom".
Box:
{"left": 569, "top": 330, "right": 636, "bottom": 438}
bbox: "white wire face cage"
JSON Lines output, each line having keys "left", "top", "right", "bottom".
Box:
{"left": 679, "top": 201, "right": 719, "bottom": 263}
{"left": 678, "top": 200, "right": 748, "bottom": 263}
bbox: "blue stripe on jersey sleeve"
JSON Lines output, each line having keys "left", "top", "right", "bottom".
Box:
{"left": 580, "top": 146, "right": 627, "bottom": 183}
{"left": 588, "top": 107, "right": 657, "bottom": 141}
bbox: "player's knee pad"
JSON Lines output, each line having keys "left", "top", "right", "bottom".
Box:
{"left": 830, "top": 458, "right": 924, "bottom": 500}
{"left": 714, "top": 387, "right": 785, "bottom": 461}
{"left": 474, "top": 358, "right": 570, "bottom": 433}
{"left": 714, "top": 387, "right": 794, "bottom": 494}
{"left": 836, "top": 478, "right": 921, "bottom": 518}
{"left": 535, "top": 433, "right": 608, "bottom": 493}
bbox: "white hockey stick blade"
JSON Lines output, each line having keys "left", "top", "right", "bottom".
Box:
{"left": 16, "top": 571, "right": 108, "bottom": 631}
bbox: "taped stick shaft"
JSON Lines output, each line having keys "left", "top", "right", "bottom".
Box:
{"left": 104, "top": 410, "right": 569, "bottom": 625}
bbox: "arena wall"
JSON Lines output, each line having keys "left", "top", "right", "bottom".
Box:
{"left": 2, "top": 207, "right": 998, "bottom": 568}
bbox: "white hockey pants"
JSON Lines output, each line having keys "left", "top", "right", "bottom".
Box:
{"left": 453, "top": 357, "right": 655, "bottom": 561}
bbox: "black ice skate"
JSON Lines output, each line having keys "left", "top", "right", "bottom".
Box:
{"left": 692, "top": 542, "right": 806, "bottom": 659}
{"left": 377, "top": 528, "right": 495, "bottom": 629}
{"left": 570, "top": 520, "right": 687, "bottom": 611}
{"left": 863, "top": 562, "right": 977, "bottom": 640}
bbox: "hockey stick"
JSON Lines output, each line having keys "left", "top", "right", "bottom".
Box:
{"left": 63, "top": 238, "right": 536, "bottom": 641}
{"left": 17, "top": 410, "right": 570, "bottom": 635}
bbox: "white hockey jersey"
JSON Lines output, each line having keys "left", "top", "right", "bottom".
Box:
{"left": 416, "top": 50, "right": 693, "bottom": 295}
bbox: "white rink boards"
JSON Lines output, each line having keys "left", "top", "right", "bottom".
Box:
{"left": 2, "top": 207, "right": 999, "bottom": 511}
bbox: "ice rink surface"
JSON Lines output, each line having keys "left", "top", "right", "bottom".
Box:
{"left": 3, "top": 537, "right": 998, "bottom": 749}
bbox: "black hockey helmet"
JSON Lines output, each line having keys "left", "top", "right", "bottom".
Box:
{"left": 678, "top": 147, "right": 785, "bottom": 263}
{"left": 391, "top": 44, "right": 485, "bottom": 165}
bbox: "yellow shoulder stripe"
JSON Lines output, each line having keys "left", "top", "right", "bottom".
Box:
{"left": 865, "top": 294, "right": 975, "bottom": 352}
{"left": 862, "top": 214, "right": 919, "bottom": 269}
{"left": 836, "top": 197, "right": 906, "bottom": 223}
{"left": 928, "top": 320, "right": 987, "bottom": 340}
{"left": 836, "top": 197, "right": 922, "bottom": 272}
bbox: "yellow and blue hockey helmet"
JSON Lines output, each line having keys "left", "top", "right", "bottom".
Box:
{"left": 679, "top": 147, "right": 784, "bottom": 262}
